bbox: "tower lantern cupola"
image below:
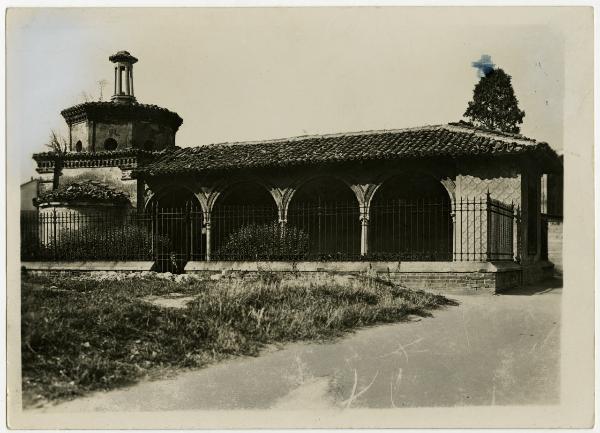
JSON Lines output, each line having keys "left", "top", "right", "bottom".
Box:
{"left": 109, "top": 50, "right": 138, "bottom": 104}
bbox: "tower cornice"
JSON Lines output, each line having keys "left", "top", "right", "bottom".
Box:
{"left": 60, "top": 101, "right": 183, "bottom": 131}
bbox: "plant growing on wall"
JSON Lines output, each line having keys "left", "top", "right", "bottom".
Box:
{"left": 464, "top": 68, "right": 526, "bottom": 134}
{"left": 44, "top": 130, "right": 69, "bottom": 189}
{"left": 33, "top": 180, "right": 131, "bottom": 206}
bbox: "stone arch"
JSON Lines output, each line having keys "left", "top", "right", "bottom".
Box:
{"left": 368, "top": 171, "right": 453, "bottom": 260}
{"left": 75, "top": 140, "right": 83, "bottom": 152}
{"left": 210, "top": 180, "right": 279, "bottom": 260}
{"left": 204, "top": 176, "right": 279, "bottom": 215}
{"left": 286, "top": 175, "right": 361, "bottom": 259}
{"left": 144, "top": 183, "right": 204, "bottom": 212}
{"left": 144, "top": 183, "right": 205, "bottom": 267}
{"left": 368, "top": 170, "right": 455, "bottom": 210}
{"left": 282, "top": 173, "right": 359, "bottom": 222}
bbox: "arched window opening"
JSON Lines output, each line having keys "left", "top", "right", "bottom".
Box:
{"left": 211, "top": 183, "right": 278, "bottom": 260}
{"left": 75, "top": 140, "right": 82, "bottom": 152}
{"left": 103, "top": 138, "right": 118, "bottom": 151}
{"left": 369, "top": 173, "right": 452, "bottom": 261}
{"left": 147, "top": 187, "right": 204, "bottom": 270}
{"left": 287, "top": 177, "right": 360, "bottom": 260}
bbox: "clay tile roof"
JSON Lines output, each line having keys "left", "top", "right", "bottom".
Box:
{"left": 60, "top": 101, "right": 183, "bottom": 130}
{"left": 33, "top": 180, "right": 130, "bottom": 206}
{"left": 134, "top": 122, "right": 561, "bottom": 177}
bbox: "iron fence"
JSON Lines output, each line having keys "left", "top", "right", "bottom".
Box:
{"left": 486, "top": 197, "right": 516, "bottom": 261}
{"left": 369, "top": 199, "right": 453, "bottom": 261}
{"left": 150, "top": 203, "right": 205, "bottom": 269}
{"left": 287, "top": 201, "right": 361, "bottom": 260}
{"left": 20, "top": 209, "right": 156, "bottom": 262}
{"left": 21, "top": 195, "right": 520, "bottom": 264}
{"left": 211, "top": 204, "right": 279, "bottom": 261}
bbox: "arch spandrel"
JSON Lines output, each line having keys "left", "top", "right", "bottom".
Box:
{"left": 144, "top": 182, "right": 205, "bottom": 212}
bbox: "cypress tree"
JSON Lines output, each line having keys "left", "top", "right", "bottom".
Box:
{"left": 464, "top": 68, "right": 525, "bottom": 134}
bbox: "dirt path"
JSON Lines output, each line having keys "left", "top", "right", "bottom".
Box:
{"left": 31, "top": 281, "right": 561, "bottom": 411}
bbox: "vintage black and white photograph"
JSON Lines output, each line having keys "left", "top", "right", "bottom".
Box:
{"left": 6, "top": 5, "right": 594, "bottom": 429}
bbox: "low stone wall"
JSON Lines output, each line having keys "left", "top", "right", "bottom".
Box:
{"left": 386, "top": 270, "right": 522, "bottom": 294}
{"left": 186, "top": 261, "right": 524, "bottom": 294}
{"left": 21, "top": 261, "right": 154, "bottom": 277}
{"left": 21, "top": 260, "right": 543, "bottom": 295}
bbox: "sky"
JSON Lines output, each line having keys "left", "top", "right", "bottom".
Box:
{"left": 8, "top": 7, "right": 566, "bottom": 184}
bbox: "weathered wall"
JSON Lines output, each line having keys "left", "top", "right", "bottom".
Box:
{"left": 69, "top": 119, "right": 176, "bottom": 153}
{"left": 386, "top": 270, "right": 521, "bottom": 294}
{"left": 37, "top": 172, "right": 55, "bottom": 194}
{"left": 133, "top": 121, "right": 175, "bottom": 149}
{"left": 70, "top": 121, "right": 89, "bottom": 152}
{"left": 20, "top": 180, "right": 39, "bottom": 211}
{"left": 94, "top": 120, "right": 133, "bottom": 151}
{"left": 444, "top": 161, "right": 521, "bottom": 261}
{"left": 456, "top": 161, "right": 522, "bottom": 204}
{"left": 521, "top": 261, "right": 554, "bottom": 284}
{"left": 520, "top": 168, "right": 542, "bottom": 263}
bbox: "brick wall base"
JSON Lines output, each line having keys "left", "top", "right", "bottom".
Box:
{"left": 21, "top": 260, "right": 551, "bottom": 295}
{"left": 382, "top": 271, "right": 520, "bottom": 294}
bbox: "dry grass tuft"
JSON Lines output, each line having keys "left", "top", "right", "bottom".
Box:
{"left": 21, "top": 271, "right": 456, "bottom": 407}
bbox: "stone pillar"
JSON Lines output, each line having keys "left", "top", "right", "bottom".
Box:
{"left": 37, "top": 172, "right": 55, "bottom": 194}
{"left": 130, "top": 67, "right": 134, "bottom": 96}
{"left": 451, "top": 206, "right": 457, "bottom": 261}
{"left": 360, "top": 207, "right": 369, "bottom": 257}
{"left": 114, "top": 67, "right": 117, "bottom": 95}
{"left": 117, "top": 66, "right": 122, "bottom": 95}
{"left": 514, "top": 206, "right": 521, "bottom": 263}
{"left": 277, "top": 203, "right": 288, "bottom": 229}
{"left": 204, "top": 215, "right": 212, "bottom": 261}
{"left": 136, "top": 180, "right": 145, "bottom": 212}
{"left": 125, "top": 66, "right": 130, "bottom": 95}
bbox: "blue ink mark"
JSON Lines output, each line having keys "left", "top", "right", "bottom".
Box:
{"left": 472, "top": 54, "right": 495, "bottom": 77}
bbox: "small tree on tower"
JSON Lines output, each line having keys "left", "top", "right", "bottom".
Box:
{"left": 464, "top": 68, "right": 525, "bottom": 134}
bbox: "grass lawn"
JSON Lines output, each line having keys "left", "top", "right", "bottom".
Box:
{"left": 21, "top": 271, "right": 456, "bottom": 407}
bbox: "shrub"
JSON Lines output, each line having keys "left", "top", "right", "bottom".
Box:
{"left": 33, "top": 223, "right": 169, "bottom": 261}
{"left": 215, "top": 222, "right": 309, "bottom": 260}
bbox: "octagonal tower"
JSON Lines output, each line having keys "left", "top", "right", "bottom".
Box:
{"left": 34, "top": 51, "right": 183, "bottom": 209}
{"left": 60, "top": 51, "right": 183, "bottom": 153}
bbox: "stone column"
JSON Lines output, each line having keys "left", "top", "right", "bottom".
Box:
{"left": 136, "top": 180, "right": 145, "bottom": 212}
{"left": 117, "top": 66, "right": 122, "bottom": 95}
{"left": 130, "top": 67, "right": 134, "bottom": 96}
{"left": 278, "top": 204, "right": 288, "bottom": 229}
{"left": 451, "top": 206, "right": 457, "bottom": 261}
{"left": 360, "top": 207, "right": 369, "bottom": 257}
{"left": 204, "top": 215, "right": 212, "bottom": 261}
{"left": 37, "top": 171, "right": 55, "bottom": 194}
{"left": 513, "top": 206, "right": 521, "bottom": 263}
{"left": 125, "top": 66, "right": 130, "bottom": 95}
{"left": 114, "top": 67, "right": 117, "bottom": 95}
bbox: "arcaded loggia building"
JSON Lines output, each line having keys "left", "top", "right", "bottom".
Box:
{"left": 30, "top": 51, "right": 563, "bottom": 292}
